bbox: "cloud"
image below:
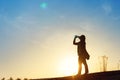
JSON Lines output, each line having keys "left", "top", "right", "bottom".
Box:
{"left": 102, "top": 3, "right": 112, "bottom": 14}
{"left": 112, "top": 16, "right": 120, "bottom": 20}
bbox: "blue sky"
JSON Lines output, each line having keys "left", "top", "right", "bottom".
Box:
{"left": 0, "top": 0, "right": 120, "bottom": 79}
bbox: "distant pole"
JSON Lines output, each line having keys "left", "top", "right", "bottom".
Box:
{"left": 117, "top": 60, "right": 120, "bottom": 70}
{"left": 99, "top": 56, "right": 102, "bottom": 72}
{"left": 100, "top": 55, "right": 108, "bottom": 72}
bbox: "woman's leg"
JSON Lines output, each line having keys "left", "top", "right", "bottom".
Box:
{"left": 83, "top": 59, "right": 89, "bottom": 74}
{"left": 78, "top": 57, "right": 82, "bottom": 75}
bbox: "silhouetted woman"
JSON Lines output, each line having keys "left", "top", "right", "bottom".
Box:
{"left": 73, "top": 35, "right": 90, "bottom": 75}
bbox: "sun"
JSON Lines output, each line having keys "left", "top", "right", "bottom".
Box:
{"left": 58, "top": 55, "right": 78, "bottom": 76}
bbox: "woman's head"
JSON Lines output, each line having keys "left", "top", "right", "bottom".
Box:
{"left": 79, "top": 35, "right": 85, "bottom": 41}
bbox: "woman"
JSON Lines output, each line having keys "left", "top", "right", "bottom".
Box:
{"left": 73, "top": 35, "right": 90, "bottom": 75}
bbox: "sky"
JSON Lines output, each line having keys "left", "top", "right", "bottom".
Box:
{"left": 0, "top": 0, "right": 120, "bottom": 79}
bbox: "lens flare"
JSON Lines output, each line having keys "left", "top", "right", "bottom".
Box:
{"left": 40, "top": 2, "right": 47, "bottom": 9}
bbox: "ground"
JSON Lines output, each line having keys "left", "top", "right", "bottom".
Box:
{"left": 30, "top": 70, "right": 120, "bottom": 80}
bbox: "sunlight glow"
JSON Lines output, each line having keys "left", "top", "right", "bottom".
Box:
{"left": 58, "top": 55, "right": 78, "bottom": 76}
